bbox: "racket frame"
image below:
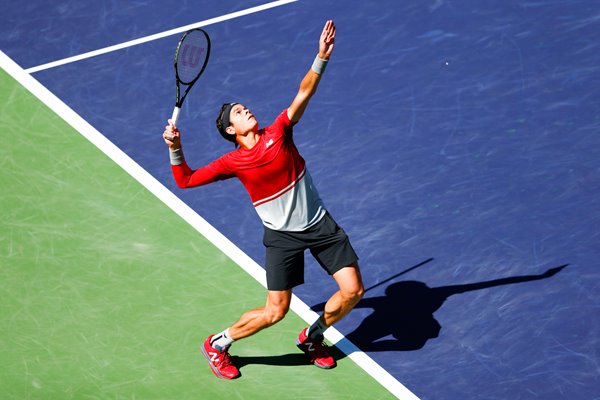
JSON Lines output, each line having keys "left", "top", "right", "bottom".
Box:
{"left": 171, "top": 28, "right": 211, "bottom": 124}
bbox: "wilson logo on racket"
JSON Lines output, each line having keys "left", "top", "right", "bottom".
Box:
{"left": 181, "top": 44, "right": 205, "bottom": 68}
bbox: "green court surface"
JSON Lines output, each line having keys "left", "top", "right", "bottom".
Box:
{"left": 0, "top": 70, "right": 394, "bottom": 399}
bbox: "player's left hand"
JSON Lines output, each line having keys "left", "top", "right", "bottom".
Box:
{"left": 318, "top": 20, "right": 336, "bottom": 60}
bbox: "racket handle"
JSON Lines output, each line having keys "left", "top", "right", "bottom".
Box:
{"left": 171, "top": 106, "right": 181, "bottom": 125}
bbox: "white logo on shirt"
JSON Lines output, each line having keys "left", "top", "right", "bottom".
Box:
{"left": 266, "top": 139, "right": 274, "bottom": 148}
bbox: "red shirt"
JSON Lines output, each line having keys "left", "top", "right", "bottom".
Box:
{"left": 172, "top": 110, "right": 326, "bottom": 231}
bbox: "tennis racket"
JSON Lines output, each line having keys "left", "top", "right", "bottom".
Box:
{"left": 171, "top": 28, "right": 211, "bottom": 125}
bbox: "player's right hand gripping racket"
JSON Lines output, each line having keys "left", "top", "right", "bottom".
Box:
{"left": 171, "top": 28, "right": 211, "bottom": 125}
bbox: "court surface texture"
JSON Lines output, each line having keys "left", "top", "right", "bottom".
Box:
{"left": 1, "top": 1, "right": 599, "bottom": 399}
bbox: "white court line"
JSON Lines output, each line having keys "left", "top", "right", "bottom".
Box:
{"left": 2, "top": 50, "right": 420, "bottom": 400}
{"left": 2, "top": 18, "right": 421, "bottom": 400}
{"left": 25, "top": 0, "right": 298, "bottom": 73}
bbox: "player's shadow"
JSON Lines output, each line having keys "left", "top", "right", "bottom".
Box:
{"left": 313, "top": 261, "right": 568, "bottom": 354}
{"left": 231, "top": 353, "right": 309, "bottom": 372}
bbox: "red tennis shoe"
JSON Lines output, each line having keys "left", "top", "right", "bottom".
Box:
{"left": 296, "top": 328, "right": 337, "bottom": 369}
{"left": 201, "top": 335, "right": 240, "bottom": 379}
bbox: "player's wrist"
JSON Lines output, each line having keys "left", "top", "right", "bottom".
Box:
{"left": 169, "top": 146, "right": 184, "bottom": 165}
{"left": 317, "top": 51, "right": 329, "bottom": 60}
{"left": 311, "top": 55, "right": 329, "bottom": 75}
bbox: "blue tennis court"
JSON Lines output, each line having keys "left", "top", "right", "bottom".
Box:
{"left": 2, "top": 1, "right": 599, "bottom": 399}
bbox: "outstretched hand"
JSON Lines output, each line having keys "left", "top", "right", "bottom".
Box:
{"left": 318, "top": 20, "right": 336, "bottom": 60}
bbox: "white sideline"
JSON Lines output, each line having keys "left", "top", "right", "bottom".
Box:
{"left": 25, "top": 0, "right": 298, "bottom": 73}
{"left": 2, "top": 42, "right": 419, "bottom": 400}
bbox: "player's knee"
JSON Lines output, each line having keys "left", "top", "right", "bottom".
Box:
{"left": 264, "top": 304, "right": 289, "bottom": 325}
{"left": 356, "top": 284, "right": 365, "bottom": 301}
{"left": 352, "top": 285, "right": 365, "bottom": 302}
{"left": 343, "top": 283, "right": 364, "bottom": 304}
{"left": 335, "top": 263, "right": 364, "bottom": 304}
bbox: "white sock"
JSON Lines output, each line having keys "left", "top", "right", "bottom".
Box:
{"left": 307, "top": 318, "right": 328, "bottom": 339}
{"left": 210, "top": 328, "right": 234, "bottom": 352}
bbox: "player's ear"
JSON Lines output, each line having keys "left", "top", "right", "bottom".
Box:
{"left": 225, "top": 126, "right": 236, "bottom": 136}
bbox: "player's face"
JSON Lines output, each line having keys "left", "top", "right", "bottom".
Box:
{"left": 229, "top": 104, "right": 258, "bottom": 134}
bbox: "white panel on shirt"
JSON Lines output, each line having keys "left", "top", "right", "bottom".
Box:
{"left": 253, "top": 167, "right": 326, "bottom": 232}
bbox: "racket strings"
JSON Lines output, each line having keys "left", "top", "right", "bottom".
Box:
{"left": 176, "top": 30, "right": 210, "bottom": 85}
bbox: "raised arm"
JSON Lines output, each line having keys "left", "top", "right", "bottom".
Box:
{"left": 287, "top": 20, "right": 336, "bottom": 124}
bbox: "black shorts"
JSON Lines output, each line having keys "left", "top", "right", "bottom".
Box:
{"left": 263, "top": 212, "right": 359, "bottom": 291}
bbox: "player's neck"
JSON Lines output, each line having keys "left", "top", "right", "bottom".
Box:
{"left": 237, "top": 129, "right": 261, "bottom": 150}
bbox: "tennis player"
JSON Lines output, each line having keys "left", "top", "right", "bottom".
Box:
{"left": 162, "top": 20, "right": 363, "bottom": 379}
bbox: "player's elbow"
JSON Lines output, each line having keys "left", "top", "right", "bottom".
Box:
{"left": 299, "top": 85, "right": 317, "bottom": 99}
{"left": 299, "top": 74, "right": 319, "bottom": 98}
{"left": 173, "top": 177, "right": 191, "bottom": 189}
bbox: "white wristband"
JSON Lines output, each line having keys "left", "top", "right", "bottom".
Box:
{"left": 169, "top": 147, "right": 184, "bottom": 166}
{"left": 311, "top": 55, "right": 328, "bottom": 75}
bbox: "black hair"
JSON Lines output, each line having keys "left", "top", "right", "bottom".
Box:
{"left": 216, "top": 103, "right": 239, "bottom": 146}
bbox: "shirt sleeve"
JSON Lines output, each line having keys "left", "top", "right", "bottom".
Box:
{"left": 277, "top": 109, "right": 296, "bottom": 136}
{"left": 171, "top": 156, "right": 234, "bottom": 189}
